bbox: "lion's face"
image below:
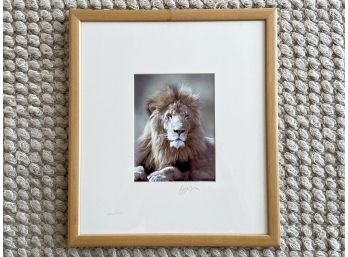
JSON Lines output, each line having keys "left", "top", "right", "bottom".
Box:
{"left": 162, "top": 102, "right": 191, "bottom": 149}
{"left": 145, "top": 86, "right": 202, "bottom": 152}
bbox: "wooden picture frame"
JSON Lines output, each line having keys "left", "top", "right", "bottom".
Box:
{"left": 68, "top": 8, "right": 279, "bottom": 247}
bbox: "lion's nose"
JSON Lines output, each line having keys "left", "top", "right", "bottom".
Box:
{"left": 174, "top": 129, "right": 185, "bottom": 136}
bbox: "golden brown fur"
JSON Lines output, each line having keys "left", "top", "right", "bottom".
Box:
{"left": 134, "top": 86, "right": 215, "bottom": 182}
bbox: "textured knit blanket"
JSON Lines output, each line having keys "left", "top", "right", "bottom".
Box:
{"left": 3, "top": 0, "right": 345, "bottom": 256}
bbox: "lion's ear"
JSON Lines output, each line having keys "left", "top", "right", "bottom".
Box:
{"left": 146, "top": 99, "right": 157, "bottom": 115}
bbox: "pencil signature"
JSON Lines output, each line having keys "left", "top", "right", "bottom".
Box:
{"left": 178, "top": 185, "right": 200, "bottom": 195}
{"left": 106, "top": 211, "right": 124, "bottom": 216}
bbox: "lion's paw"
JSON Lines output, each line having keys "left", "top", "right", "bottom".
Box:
{"left": 134, "top": 166, "right": 148, "bottom": 181}
{"left": 147, "top": 170, "right": 174, "bottom": 182}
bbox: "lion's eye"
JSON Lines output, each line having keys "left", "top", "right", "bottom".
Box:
{"left": 185, "top": 114, "right": 189, "bottom": 118}
{"left": 167, "top": 114, "right": 172, "bottom": 119}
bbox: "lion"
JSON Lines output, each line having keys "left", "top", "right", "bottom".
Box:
{"left": 134, "top": 85, "right": 215, "bottom": 182}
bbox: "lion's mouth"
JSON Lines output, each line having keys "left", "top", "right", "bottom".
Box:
{"left": 172, "top": 138, "right": 185, "bottom": 143}
{"left": 170, "top": 139, "right": 185, "bottom": 149}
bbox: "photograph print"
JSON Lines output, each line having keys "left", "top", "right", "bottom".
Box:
{"left": 134, "top": 74, "right": 215, "bottom": 182}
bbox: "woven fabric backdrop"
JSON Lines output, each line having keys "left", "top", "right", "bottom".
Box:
{"left": 3, "top": 0, "right": 345, "bottom": 256}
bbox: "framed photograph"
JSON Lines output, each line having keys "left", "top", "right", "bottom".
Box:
{"left": 68, "top": 9, "right": 279, "bottom": 247}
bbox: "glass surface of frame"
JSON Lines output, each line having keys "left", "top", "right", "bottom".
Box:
{"left": 68, "top": 9, "right": 279, "bottom": 247}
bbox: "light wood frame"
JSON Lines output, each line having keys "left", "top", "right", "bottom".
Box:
{"left": 68, "top": 8, "right": 279, "bottom": 247}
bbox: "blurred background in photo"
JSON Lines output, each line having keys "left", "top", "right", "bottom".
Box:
{"left": 134, "top": 74, "right": 215, "bottom": 141}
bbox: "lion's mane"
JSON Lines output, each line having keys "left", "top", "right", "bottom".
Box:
{"left": 135, "top": 86, "right": 215, "bottom": 180}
